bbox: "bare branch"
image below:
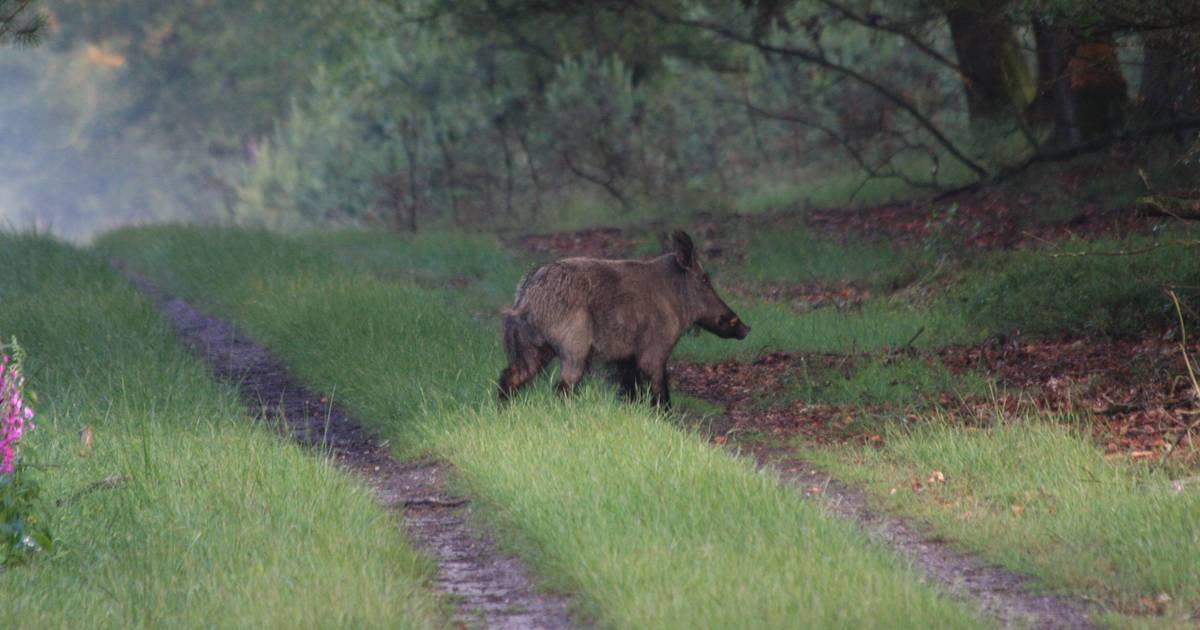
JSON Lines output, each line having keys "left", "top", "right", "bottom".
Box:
{"left": 818, "top": 0, "right": 962, "bottom": 76}
{"left": 0, "top": 0, "right": 45, "bottom": 47}
{"left": 626, "top": 0, "right": 990, "bottom": 180}
{"left": 559, "top": 150, "right": 632, "bottom": 211}
{"left": 936, "top": 117, "right": 1200, "bottom": 201}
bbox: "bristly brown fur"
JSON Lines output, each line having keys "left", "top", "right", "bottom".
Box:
{"left": 498, "top": 230, "right": 749, "bottom": 407}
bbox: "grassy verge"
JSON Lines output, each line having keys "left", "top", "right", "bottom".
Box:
{"left": 102, "top": 226, "right": 987, "bottom": 628}
{"left": 806, "top": 418, "right": 1200, "bottom": 625}
{"left": 0, "top": 234, "right": 440, "bottom": 629}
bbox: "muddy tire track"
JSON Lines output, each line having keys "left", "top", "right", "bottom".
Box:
{"left": 758, "top": 451, "right": 1097, "bottom": 629}
{"left": 119, "top": 267, "right": 575, "bottom": 630}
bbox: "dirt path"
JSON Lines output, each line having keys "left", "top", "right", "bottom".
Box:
{"left": 755, "top": 451, "right": 1097, "bottom": 629}
{"left": 119, "top": 267, "right": 576, "bottom": 630}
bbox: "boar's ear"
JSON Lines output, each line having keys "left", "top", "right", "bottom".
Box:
{"left": 672, "top": 230, "right": 696, "bottom": 269}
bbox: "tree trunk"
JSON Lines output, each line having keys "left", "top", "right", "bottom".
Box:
{"left": 1030, "top": 22, "right": 1129, "bottom": 145}
{"left": 435, "top": 133, "right": 462, "bottom": 225}
{"left": 1138, "top": 32, "right": 1200, "bottom": 137}
{"left": 1027, "top": 20, "right": 1062, "bottom": 126}
{"left": 1067, "top": 32, "right": 1128, "bottom": 141}
{"left": 1029, "top": 21, "right": 1081, "bottom": 144}
{"left": 399, "top": 126, "right": 420, "bottom": 233}
{"left": 945, "top": 1, "right": 1033, "bottom": 128}
{"left": 1140, "top": 33, "right": 1179, "bottom": 121}
{"left": 498, "top": 124, "right": 516, "bottom": 218}
{"left": 516, "top": 129, "right": 543, "bottom": 221}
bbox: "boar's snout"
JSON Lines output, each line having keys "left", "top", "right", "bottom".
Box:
{"left": 715, "top": 312, "right": 750, "bottom": 340}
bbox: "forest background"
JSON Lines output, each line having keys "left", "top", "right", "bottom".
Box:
{"left": 0, "top": 0, "right": 1197, "bottom": 240}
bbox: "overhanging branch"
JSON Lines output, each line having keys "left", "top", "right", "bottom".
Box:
{"left": 627, "top": 0, "right": 990, "bottom": 180}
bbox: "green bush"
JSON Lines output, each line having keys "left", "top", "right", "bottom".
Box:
{"left": 962, "top": 238, "right": 1200, "bottom": 338}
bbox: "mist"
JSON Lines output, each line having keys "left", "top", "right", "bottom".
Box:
{"left": 0, "top": 27, "right": 225, "bottom": 241}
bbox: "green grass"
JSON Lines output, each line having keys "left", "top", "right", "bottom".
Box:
{"left": 102, "top": 226, "right": 987, "bottom": 628}
{"left": 676, "top": 297, "right": 978, "bottom": 361}
{"left": 778, "top": 355, "right": 990, "bottom": 408}
{"left": 0, "top": 234, "right": 441, "bottom": 629}
{"left": 736, "top": 224, "right": 932, "bottom": 291}
{"left": 310, "top": 229, "right": 529, "bottom": 308}
{"left": 100, "top": 226, "right": 502, "bottom": 450}
{"left": 734, "top": 143, "right": 994, "bottom": 218}
{"left": 735, "top": 169, "right": 949, "bottom": 216}
{"left": 807, "top": 418, "right": 1200, "bottom": 624}
{"left": 426, "top": 393, "right": 985, "bottom": 629}
{"left": 98, "top": 225, "right": 525, "bottom": 313}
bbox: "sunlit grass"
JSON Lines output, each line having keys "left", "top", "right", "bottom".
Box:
{"left": 0, "top": 234, "right": 441, "bottom": 629}
{"left": 807, "top": 418, "right": 1200, "bottom": 624}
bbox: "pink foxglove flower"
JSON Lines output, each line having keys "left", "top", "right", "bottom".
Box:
{"left": 0, "top": 352, "right": 34, "bottom": 475}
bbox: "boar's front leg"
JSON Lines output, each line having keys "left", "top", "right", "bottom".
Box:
{"left": 637, "top": 353, "right": 671, "bottom": 408}
{"left": 614, "top": 358, "right": 646, "bottom": 401}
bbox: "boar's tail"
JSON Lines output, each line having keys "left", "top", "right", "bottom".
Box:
{"left": 499, "top": 308, "right": 552, "bottom": 402}
{"left": 502, "top": 307, "right": 545, "bottom": 365}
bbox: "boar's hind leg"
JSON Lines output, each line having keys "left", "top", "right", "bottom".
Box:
{"left": 498, "top": 345, "right": 553, "bottom": 402}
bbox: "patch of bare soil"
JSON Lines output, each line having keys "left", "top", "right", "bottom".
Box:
{"left": 805, "top": 190, "right": 1161, "bottom": 250}
{"left": 517, "top": 226, "right": 640, "bottom": 260}
{"left": 516, "top": 182, "right": 1164, "bottom": 271}
{"left": 671, "top": 353, "right": 872, "bottom": 444}
{"left": 939, "top": 337, "right": 1200, "bottom": 460}
{"left": 118, "top": 267, "right": 576, "bottom": 630}
{"left": 759, "top": 451, "right": 1096, "bottom": 629}
{"left": 731, "top": 281, "right": 873, "bottom": 311}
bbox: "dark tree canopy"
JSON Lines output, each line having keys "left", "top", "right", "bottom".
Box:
{"left": 3, "top": 0, "right": 1199, "bottom": 236}
{"left": 0, "top": 0, "right": 46, "bottom": 47}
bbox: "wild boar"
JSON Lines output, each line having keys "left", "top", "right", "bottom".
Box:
{"left": 498, "top": 230, "right": 749, "bottom": 407}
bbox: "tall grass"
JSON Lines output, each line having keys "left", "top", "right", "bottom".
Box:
{"left": 0, "top": 234, "right": 441, "bottom": 629}
{"left": 102, "top": 226, "right": 986, "bottom": 628}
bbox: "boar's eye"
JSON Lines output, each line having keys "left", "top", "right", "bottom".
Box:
{"left": 702, "top": 273, "right": 712, "bottom": 286}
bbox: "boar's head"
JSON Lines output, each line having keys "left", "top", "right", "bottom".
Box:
{"left": 670, "top": 230, "right": 750, "bottom": 340}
